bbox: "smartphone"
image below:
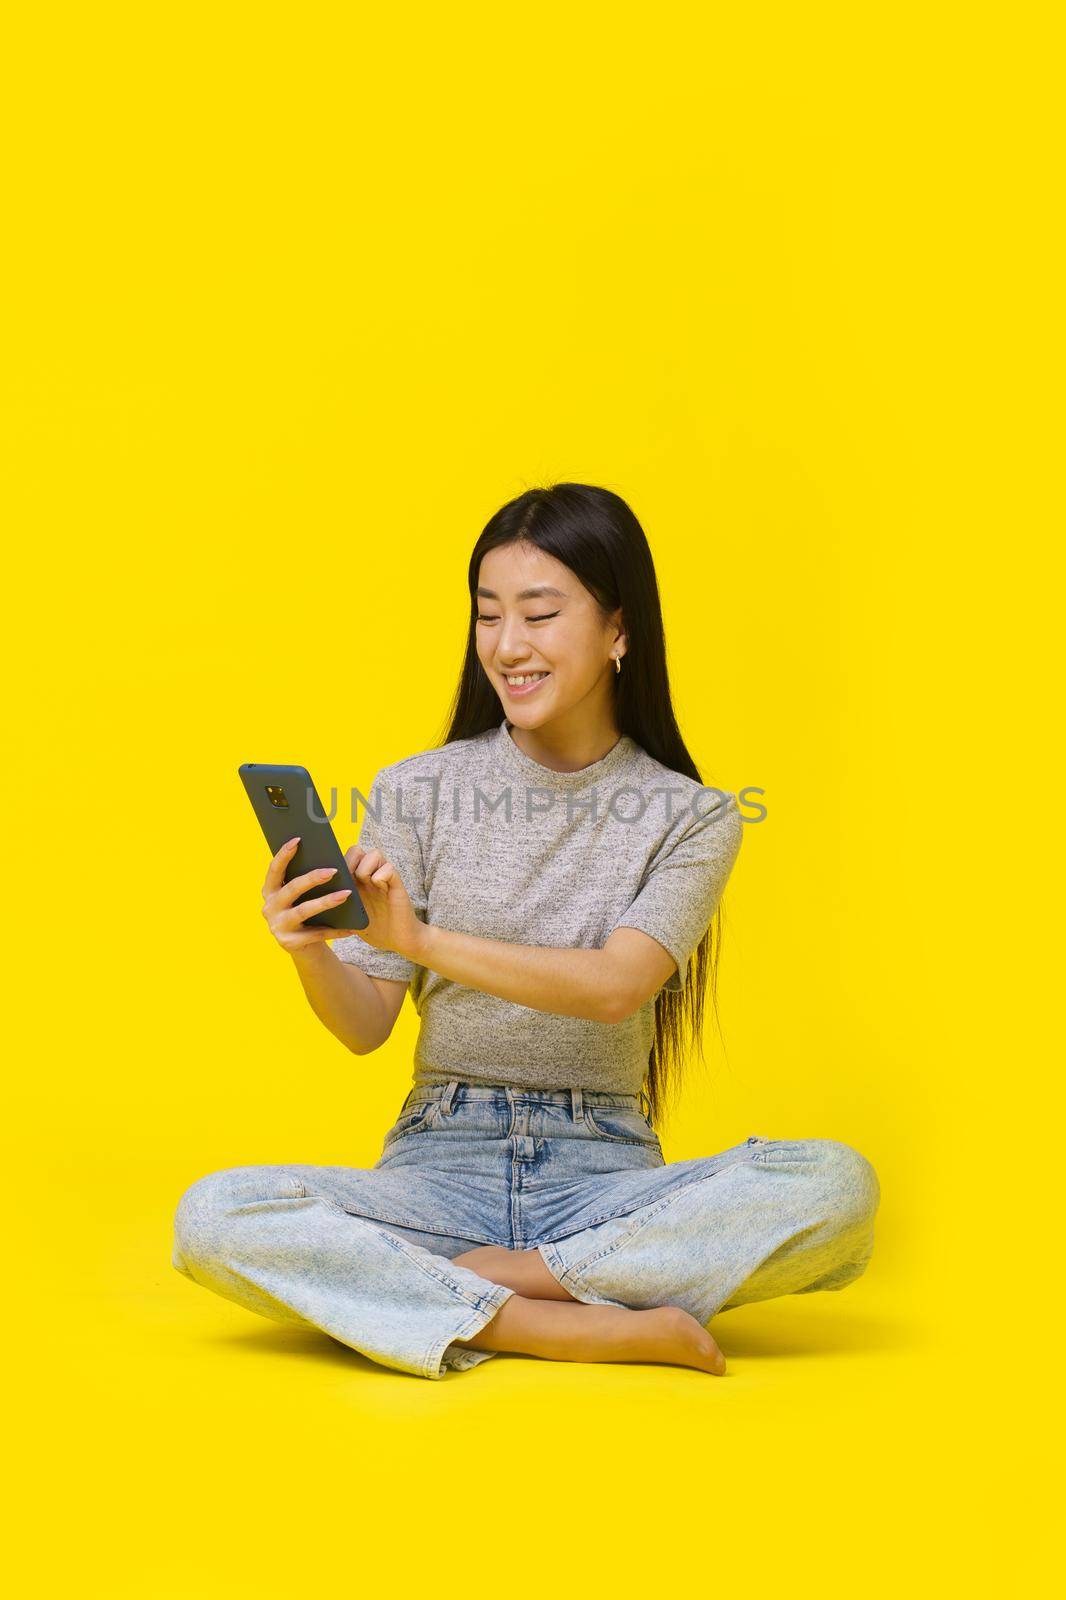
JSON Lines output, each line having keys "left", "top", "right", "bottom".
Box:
{"left": 238, "top": 763, "right": 369, "bottom": 931}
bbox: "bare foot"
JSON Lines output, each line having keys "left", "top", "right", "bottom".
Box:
{"left": 616, "top": 1305, "right": 728, "bottom": 1375}
{"left": 454, "top": 1296, "right": 727, "bottom": 1375}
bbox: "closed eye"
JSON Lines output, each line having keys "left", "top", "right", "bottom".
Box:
{"left": 477, "top": 613, "right": 559, "bottom": 623}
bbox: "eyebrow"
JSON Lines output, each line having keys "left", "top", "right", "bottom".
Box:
{"left": 475, "top": 585, "right": 568, "bottom": 601}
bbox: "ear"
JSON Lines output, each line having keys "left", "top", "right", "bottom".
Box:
{"left": 610, "top": 606, "right": 627, "bottom": 655}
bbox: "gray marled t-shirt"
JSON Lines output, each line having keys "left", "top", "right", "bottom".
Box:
{"left": 332, "top": 719, "right": 744, "bottom": 1097}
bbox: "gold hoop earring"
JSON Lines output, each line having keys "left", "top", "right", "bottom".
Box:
{"left": 613, "top": 655, "right": 621, "bottom": 674}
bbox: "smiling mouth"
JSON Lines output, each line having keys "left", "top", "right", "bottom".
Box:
{"left": 502, "top": 671, "right": 551, "bottom": 695}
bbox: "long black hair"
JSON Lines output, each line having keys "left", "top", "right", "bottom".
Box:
{"left": 431, "top": 482, "right": 732, "bottom": 1129}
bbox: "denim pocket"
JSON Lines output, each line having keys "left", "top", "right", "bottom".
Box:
{"left": 583, "top": 1104, "right": 661, "bottom": 1148}
{"left": 381, "top": 1100, "right": 438, "bottom": 1147}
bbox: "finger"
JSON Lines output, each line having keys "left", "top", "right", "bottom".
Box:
{"left": 285, "top": 925, "right": 349, "bottom": 946}
{"left": 352, "top": 849, "right": 386, "bottom": 883}
{"left": 370, "top": 862, "right": 394, "bottom": 887}
{"left": 262, "top": 835, "right": 301, "bottom": 898}
{"left": 273, "top": 865, "right": 340, "bottom": 909}
{"left": 261, "top": 873, "right": 335, "bottom": 920}
{"left": 289, "top": 888, "right": 353, "bottom": 925}
{"left": 344, "top": 845, "right": 365, "bottom": 872}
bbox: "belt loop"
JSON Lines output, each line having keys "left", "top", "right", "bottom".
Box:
{"left": 571, "top": 1087, "right": 583, "bottom": 1123}
{"left": 440, "top": 1080, "right": 459, "bottom": 1117}
{"left": 638, "top": 1087, "right": 652, "bottom": 1119}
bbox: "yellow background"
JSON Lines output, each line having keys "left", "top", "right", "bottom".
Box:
{"left": 2, "top": 2, "right": 1053, "bottom": 1594}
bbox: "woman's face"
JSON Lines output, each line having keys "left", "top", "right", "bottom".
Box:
{"left": 474, "top": 541, "right": 625, "bottom": 730}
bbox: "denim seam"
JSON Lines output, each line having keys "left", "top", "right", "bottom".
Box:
{"left": 538, "top": 1242, "right": 620, "bottom": 1306}
{"left": 381, "top": 1107, "right": 437, "bottom": 1145}
{"left": 581, "top": 1106, "right": 660, "bottom": 1150}
{"left": 312, "top": 1195, "right": 497, "bottom": 1298}
{"left": 520, "top": 1197, "right": 668, "bottom": 1246}
{"left": 338, "top": 1200, "right": 500, "bottom": 1247}
{"left": 550, "top": 1150, "right": 758, "bottom": 1278}
{"left": 522, "top": 1146, "right": 759, "bottom": 1248}
{"left": 422, "top": 1284, "right": 515, "bottom": 1380}
{"left": 311, "top": 1198, "right": 513, "bottom": 1377}
{"left": 371, "top": 1224, "right": 503, "bottom": 1308}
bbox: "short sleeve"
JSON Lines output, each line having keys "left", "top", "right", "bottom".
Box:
{"left": 609, "top": 789, "right": 744, "bottom": 992}
{"left": 331, "top": 767, "right": 428, "bottom": 985}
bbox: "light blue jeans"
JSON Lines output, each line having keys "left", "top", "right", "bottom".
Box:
{"left": 172, "top": 1082, "right": 881, "bottom": 1380}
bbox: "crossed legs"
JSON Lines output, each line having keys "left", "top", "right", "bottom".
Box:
{"left": 449, "top": 1244, "right": 729, "bottom": 1374}
{"left": 172, "top": 1139, "right": 879, "bottom": 1380}
{"left": 449, "top": 1136, "right": 881, "bottom": 1376}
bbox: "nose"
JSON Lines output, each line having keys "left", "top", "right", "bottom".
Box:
{"left": 496, "top": 617, "right": 534, "bottom": 663}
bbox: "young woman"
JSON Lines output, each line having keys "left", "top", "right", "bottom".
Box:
{"left": 173, "top": 483, "right": 880, "bottom": 1380}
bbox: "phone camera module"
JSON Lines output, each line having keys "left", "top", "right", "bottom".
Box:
{"left": 265, "top": 786, "right": 289, "bottom": 809}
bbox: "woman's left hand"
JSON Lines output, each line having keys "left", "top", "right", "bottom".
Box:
{"left": 344, "top": 845, "right": 425, "bottom": 962}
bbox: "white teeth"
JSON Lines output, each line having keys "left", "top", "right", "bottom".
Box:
{"left": 506, "top": 672, "right": 548, "bottom": 686}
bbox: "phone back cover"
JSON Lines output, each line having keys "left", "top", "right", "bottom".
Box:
{"left": 238, "top": 763, "right": 369, "bottom": 931}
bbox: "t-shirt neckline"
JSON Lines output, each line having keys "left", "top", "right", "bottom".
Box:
{"left": 493, "top": 719, "right": 637, "bottom": 790}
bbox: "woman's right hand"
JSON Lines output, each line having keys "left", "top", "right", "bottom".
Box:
{"left": 260, "top": 836, "right": 353, "bottom": 953}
